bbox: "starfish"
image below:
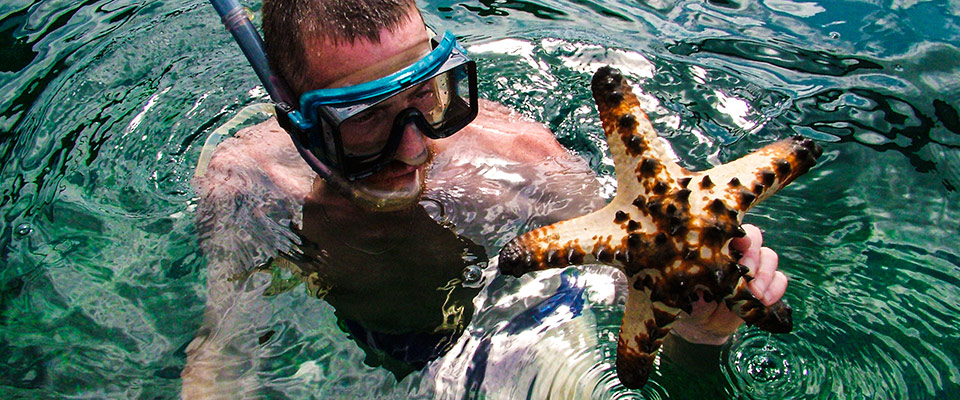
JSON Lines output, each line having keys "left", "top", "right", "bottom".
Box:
{"left": 498, "top": 66, "right": 822, "bottom": 389}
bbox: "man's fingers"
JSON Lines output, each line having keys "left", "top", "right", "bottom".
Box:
{"left": 761, "top": 271, "right": 788, "bottom": 306}
{"left": 754, "top": 247, "right": 779, "bottom": 284}
{"left": 730, "top": 224, "right": 762, "bottom": 252}
{"left": 748, "top": 247, "right": 779, "bottom": 303}
{"left": 731, "top": 225, "right": 787, "bottom": 306}
{"left": 732, "top": 224, "right": 763, "bottom": 274}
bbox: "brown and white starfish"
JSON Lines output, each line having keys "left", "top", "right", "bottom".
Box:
{"left": 498, "top": 66, "right": 822, "bottom": 389}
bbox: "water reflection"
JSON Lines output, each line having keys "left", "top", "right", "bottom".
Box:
{"left": 667, "top": 38, "right": 883, "bottom": 77}
{"left": 425, "top": 265, "right": 661, "bottom": 400}
{"left": 784, "top": 88, "right": 960, "bottom": 190}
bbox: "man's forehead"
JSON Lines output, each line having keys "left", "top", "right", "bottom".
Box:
{"left": 326, "top": 42, "right": 431, "bottom": 88}
{"left": 300, "top": 15, "right": 431, "bottom": 90}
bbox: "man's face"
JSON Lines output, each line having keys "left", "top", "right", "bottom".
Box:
{"left": 301, "top": 9, "right": 435, "bottom": 211}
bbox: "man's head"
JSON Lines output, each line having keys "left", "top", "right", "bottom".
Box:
{"left": 262, "top": 0, "right": 422, "bottom": 97}
{"left": 262, "top": 0, "right": 457, "bottom": 211}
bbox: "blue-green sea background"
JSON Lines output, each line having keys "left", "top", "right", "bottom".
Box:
{"left": 2, "top": 0, "right": 959, "bottom": 398}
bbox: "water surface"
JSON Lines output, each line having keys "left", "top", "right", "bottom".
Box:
{"left": 1, "top": 0, "right": 959, "bottom": 398}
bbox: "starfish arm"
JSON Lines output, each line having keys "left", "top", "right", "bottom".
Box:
{"left": 615, "top": 280, "right": 682, "bottom": 389}
{"left": 591, "top": 69, "right": 688, "bottom": 195}
{"left": 615, "top": 286, "right": 657, "bottom": 389}
{"left": 689, "top": 136, "right": 823, "bottom": 221}
{"left": 498, "top": 203, "right": 630, "bottom": 277}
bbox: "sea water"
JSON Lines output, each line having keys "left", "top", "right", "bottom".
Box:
{"left": 1, "top": 0, "right": 958, "bottom": 398}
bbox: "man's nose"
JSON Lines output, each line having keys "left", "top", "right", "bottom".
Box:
{"left": 393, "top": 122, "right": 430, "bottom": 165}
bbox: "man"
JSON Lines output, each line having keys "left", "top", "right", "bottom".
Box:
{"left": 182, "top": 0, "right": 786, "bottom": 396}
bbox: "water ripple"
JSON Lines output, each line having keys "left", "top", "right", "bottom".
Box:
{"left": 724, "top": 332, "right": 813, "bottom": 400}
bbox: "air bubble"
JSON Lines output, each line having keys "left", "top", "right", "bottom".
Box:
{"left": 462, "top": 265, "right": 483, "bottom": 284}
{"left": 16, "top": 223, "right": 32, "bottom": 236}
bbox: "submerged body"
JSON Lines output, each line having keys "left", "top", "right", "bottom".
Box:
{"left": 184, "top": 97, "right": 604, "bottom": 394}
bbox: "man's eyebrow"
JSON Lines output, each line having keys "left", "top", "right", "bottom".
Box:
{"left": 404, "top": 80, "right": 433, "bottom": 97}
{"left": 363, "top": 102, "right": 390, "bottom": 115}
{"left": 365, "top": 81, "right": 431, "bottom": 114}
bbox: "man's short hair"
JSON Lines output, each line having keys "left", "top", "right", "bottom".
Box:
{"left": 262, "top": 0, "right": 420, "bottom": 97}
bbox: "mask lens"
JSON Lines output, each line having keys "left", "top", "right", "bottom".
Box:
{"left": 338, "top": 105, "right": 395, "bottom": 160}
{"left": 424, "top": 65, "right": 474, "bottom": 137}
{"left": 337, "top": 63, "right": 473, "bottom": 160}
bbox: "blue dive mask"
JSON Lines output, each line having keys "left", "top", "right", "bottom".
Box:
{"left": 285, "top": 31, "right": 479, "bottom": 181}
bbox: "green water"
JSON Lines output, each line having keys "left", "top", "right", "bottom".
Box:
{"left": 2, "top": 0, "right": 959, "bottom": 398}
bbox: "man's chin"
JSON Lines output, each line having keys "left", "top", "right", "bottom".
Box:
{"left": 350, "top": 168, "right": 425, "bottom": 212}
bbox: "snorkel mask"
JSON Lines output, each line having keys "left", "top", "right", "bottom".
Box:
{"left": 210, "top": 0, "right": 478, "bottom": 210}
{"left": 286, "top": 31, "right": 478, "bottom": 182}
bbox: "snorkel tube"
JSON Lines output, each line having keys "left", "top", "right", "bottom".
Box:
{"left": 209, "top": 0, "right": 402, "bottom": 209}
{"left": 209, "top": 0, "right": 291, "bottom": 104}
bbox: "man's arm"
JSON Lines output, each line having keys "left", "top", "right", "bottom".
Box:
{"left": 182, "top": 138, "right": 304, "bottom": 399}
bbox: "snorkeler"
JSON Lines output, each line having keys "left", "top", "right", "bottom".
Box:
{"left": 182, "top": 0, "right": 787, "bottom": 397}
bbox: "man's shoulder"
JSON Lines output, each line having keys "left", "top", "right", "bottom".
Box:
{"left": 194, "top": 117, "right": 315, "bottom": 202}
{"left": 211, "top": 117, "right": 289, "bottom": 159}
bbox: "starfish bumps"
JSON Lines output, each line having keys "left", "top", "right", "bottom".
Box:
{"left": 498, "top": 66, "right": 822, "bottom": 389}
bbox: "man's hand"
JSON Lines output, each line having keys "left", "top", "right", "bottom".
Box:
{"left": 668, "top": 224, "right": 788, "bottom": 345}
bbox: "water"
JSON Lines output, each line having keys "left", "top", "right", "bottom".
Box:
{"left": 2, "top": 0, "right": 959, "bottom": 398}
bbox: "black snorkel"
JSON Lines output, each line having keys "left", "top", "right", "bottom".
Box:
{"left": 209, "top": 0, "right": 392, "bottom": 208}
